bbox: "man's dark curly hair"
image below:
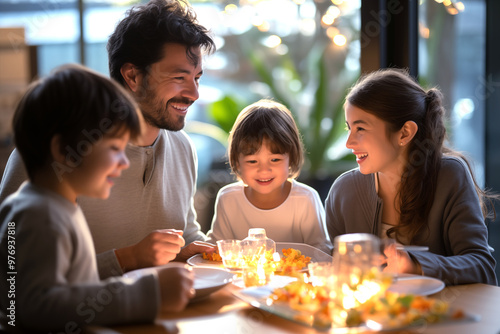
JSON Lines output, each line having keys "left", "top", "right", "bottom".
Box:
{"left": 107, "top": 0, "right": 216, "bottom": 87}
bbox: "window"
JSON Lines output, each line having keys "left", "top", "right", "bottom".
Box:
{"left": 419, "top": 0, "right": 486, "bottom": 186}
{"left": 0, "top": 1, "right": 136, "bottom": 77}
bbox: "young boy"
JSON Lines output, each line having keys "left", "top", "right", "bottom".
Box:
{"left": 0, "top": 64, "right": 195, "bottom": 332}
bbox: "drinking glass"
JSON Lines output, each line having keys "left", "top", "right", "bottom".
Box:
{"left": 331, "top": 233, "right": 386, "bottom": 327}
{"left": 307, "top": 261, "right": 335, "bottom": 288}
{"left": 216, "top": 239, "right": 243, "bottom": 271}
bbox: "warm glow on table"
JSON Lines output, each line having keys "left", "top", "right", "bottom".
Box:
{"left": 87, "top": 283, "right": 500, "bottom": 334}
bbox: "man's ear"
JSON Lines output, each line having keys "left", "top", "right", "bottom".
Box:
{"left": 398, "top": 121, "right": 418, "bottom": 146}
{"left": 120, "top": 63, "right": 141, "bottom": 93}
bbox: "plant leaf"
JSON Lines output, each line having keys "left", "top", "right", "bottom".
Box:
{"left": 207, "top": 95, "right": 243, "bottom": 134}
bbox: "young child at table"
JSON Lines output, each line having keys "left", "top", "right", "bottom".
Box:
{"left": 325, "top": 68, "right": 497, "bottom": 285}
{"left": 206, "top": 99, "right": 333, "bottom": 254}
{"left": 0, "top": 64, "right": 195, "bottom": 332}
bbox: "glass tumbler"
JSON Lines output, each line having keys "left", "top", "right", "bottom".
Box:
{"left": 331, "top": 233, "right": 385, "bottom": 327}
{"left": 216, "top": 239, "right": 243, "bottom": 271}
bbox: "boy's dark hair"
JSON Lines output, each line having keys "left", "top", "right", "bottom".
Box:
{"left": 228, "top": 99, "right": 304, "bottom": 179}
{"left": 107, "top": 0, "right": 216, "bottom": 87}
{"left": 13, "top": 63, "right": 142, "bottom": 180}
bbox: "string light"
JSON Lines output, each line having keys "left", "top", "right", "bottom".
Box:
{"left": 224, "top": 4, "right": 238, "bottom": 14}
{"left": 333, "top": 34, "right": 347, "bottom": 46}
{"left": 435, "top": 0, "right": 466, "bottom": 14}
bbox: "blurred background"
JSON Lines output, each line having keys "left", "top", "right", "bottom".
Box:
{"left": 1, "top": 0, "right": 499, "bottom": 279}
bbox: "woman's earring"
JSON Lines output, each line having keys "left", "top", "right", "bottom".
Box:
{"left": 400, "top": 142, "right": 404, "bottom": 146}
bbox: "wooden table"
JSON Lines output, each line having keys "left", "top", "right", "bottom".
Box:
{"left": 88, "top": 282, "right": 500, "bottom": 334}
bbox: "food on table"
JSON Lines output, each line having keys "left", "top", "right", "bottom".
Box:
{"left": 241, "top": 248, "right": 311, "bottom": 287}
{"left": 267, "top": 279, "right": 331, "bottom": 327}
{"left": 275, "top": 248, "right": 311, "bottom": 274}
{"left": 202, "top": 250, "right": 222, "bottom": 262}
{"left": 348, "top": 291, "right": 465, "bottom": 328}
{"left": 205, "top": 245, "right": 312, "bottom": 274}
{"left": 267, "top": 278, "right": 465, "bottom": 329}
{"left": 255, "top": 247, "right": 311, "bottom": 274}
{"left": 269, "top": 279, "right": 329, "bottom": 312}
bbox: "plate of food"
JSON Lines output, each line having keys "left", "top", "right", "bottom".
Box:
{"left": 187, "top": 253, "right": 225, "bottom": 269}
{"left": 233, "top": 278, "right": 477, "bottom": 332}
{"left": 187, "top": 242, "right": 332, "bottom": 272}
{"left": 275, "top": 242, "right": 332, "bottom": 263}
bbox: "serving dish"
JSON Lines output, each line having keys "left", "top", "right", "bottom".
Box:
{"left": 233, "top": 275, "right": 476, "bottom": 332}
{"left": 187, "top": 242, "right": 333, "bottom": 269}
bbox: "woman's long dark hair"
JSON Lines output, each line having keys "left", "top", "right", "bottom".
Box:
{"left": 346, "top": 68, "right": 497, "bottom": 243}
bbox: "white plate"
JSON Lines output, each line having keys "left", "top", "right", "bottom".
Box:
{"left": 123, "top": 266, "right": 234, "bottom": 303}
{"left": 191, "top": 267, "right": 235, "bottom": 302}
{"left": 388, "top": 275, "right": 445, "bottom": 295}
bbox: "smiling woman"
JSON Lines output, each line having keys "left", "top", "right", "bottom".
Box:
{"left": 344, "top": 103, "right": 404, "bottom": 176}
{"left": 325, "top": 68, "right": 498, "bottom": 286}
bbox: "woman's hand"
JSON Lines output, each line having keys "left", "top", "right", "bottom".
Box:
{"left": 382, "top": 242, "right": 422, "bottom": 275}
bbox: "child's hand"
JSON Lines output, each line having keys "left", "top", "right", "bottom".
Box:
{"left": 174, "top": 241, "right": 216, "bottom": 262}
{"left": 116, "top": 229, "right": 186, "bottom": 271}
{"left": 156, "top": 263, "right": 195, "bottom": 313}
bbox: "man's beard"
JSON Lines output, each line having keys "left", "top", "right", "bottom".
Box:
{"left": 137, "top": 86, "right": 191, "bottom": 131}
{"left": 142, "top": 102, "right": 186, "bottom": 131}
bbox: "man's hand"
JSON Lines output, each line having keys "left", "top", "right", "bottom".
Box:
{"left": 115, "top": 229, "right": 186, "bottom": 272}
{"left": 174, "top": 241, "right": 216, "bottom": 262}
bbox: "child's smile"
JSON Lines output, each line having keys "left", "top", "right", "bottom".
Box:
{"left": 238, "top": 140, "right": 291, "bottom": 209}
{"left": 256, "top": 177, "right": 274, "bottom": 185}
